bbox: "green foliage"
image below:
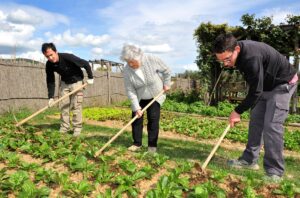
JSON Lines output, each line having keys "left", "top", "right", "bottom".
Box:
{"left": 209, "top": 170, "right": 228, "bottom": 182}
{"left": 93, "top": 163, "right": 115, "bottom": 184}
{"left": 2, "top": 171, "right": 29, "bottom": 191}
{"left": 167, "top": 90, "right": 201, "bottom": 104}
{"left": 189, "top": 181, "right": 226, "bottom": 198}
{"left": 146, "top": 161, "right": 192, "bottom": 198}
{"left": 137, "top": 152, "right": 169, "bottom": 167}
{"left": 83, "top": 107, "right": 131, "bottom": 121}
{"left": 284, "top": 129, "right": 300, "bottom": 151}
{"left": 163, "top": 99, "right": 250, "bottom": 119}
{"left": 65, "top": 154, "right": 95, "bottom": 173}
{"left": 243, "top": 186, "right": 256, "bottom": 198}
{"left": 119, "top": 99, "right": 131, "bottom": 107}
{"left": 63, "top": 180, "right": 94, "bottom": 197}
{"left": 241, "top": 172, "right": 262, "bottom": 198}
{"left": 118, "top": 160, "right": 137, "bottom": 174}
{"left": 286, "top": 114, "right": 300, "bottom": 123}
{"left": 17, "top": 180, "right": 50, "bottom": 197}
{"left": 273, "top": 180, "right": 300, "bottom": 197}
{"left": 194, "top": 13, "right": 300, "bottom": 100}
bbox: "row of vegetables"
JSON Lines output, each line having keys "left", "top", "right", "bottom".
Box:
{"left": 0, "top": 104, "right": 299, "bottom": 197}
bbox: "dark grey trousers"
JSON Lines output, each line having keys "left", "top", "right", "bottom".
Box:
{"left": 240, "top": 83, "right": 297, "bottom": 176}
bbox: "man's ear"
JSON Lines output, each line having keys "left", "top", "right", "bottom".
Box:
{"left": 235, "top": 45, "right": 240, "bottom": 53}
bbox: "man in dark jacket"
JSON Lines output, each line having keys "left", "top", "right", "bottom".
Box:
{"left": 213, "top": 33, "right": 298, "bottom": 182}
{"left": 41, "top": 43, "right": 94, "bottom": 136}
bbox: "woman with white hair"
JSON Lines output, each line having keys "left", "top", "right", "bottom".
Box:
{"left": 120, "top": 44, "right": 172, "bottom": 153}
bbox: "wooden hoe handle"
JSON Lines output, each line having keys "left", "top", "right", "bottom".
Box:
{"left": 201, "top": 124, "right": 231, "bottom": 170}
{"left": 16, "top": 83, "right": 88, "bottom": 127}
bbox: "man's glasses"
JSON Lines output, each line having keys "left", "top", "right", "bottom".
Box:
{"left": 218, "top": 52, "right": 234, "bottom": 64}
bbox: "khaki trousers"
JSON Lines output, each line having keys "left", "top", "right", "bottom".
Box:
{"left": 59, "top": 81, "right": 84, "bottom": 133}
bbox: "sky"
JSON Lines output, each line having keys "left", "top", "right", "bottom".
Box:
{"left": 0, "top": 0, "right": 299, "bottom": 74}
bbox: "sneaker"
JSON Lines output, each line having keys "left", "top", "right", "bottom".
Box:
{"left": 128, "top": 145, "right": 142, "bottom": 152}
{"left": 263, "top": 174, "right": 282, "bottom": 183}
{"left": 59, "top": 127, "right": 69, "bottom": 133}
{"left": 227, "top": 159, "right": 260, "bottom": 170}
{"left": 148, "top": 147, "right": 157, "bottom": 153}
{"left": 59, "top": 129, "right": 68, "bottom": 133}
{"left": 73, "top": 131, "right": 81, "bottom": 137}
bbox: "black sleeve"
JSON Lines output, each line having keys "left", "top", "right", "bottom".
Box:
{"left": 235, "top": 58, "right": 264, "bottom": 114}
{"left": 46, "top": 63, "right": 55, "bottom": 98}
{"left": 64, "top": 53, "right": 93, "bottom": 79}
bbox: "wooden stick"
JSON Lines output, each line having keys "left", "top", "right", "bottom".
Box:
{"left": 201, "top": 124, "right": 231, "bottom": 170}
{"left": 207, "top": 68, "right": 223, "bottom": 106}
{"left": 16, "top": 83, "right": 88, "bottom": 127}
{"left": 94, "top": 88, "right": 167, "bottom": 157}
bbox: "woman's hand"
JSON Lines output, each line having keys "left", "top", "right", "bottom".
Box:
{"left": 163, "top": 85, "right": 170, "bottom": 92}
{"left": 136, "top": 109, "right": 143, "bottom": 118}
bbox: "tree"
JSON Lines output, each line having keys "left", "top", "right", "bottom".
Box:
{"left": 194, "top": 22, "right": 237, "bottom": 104}
{"left": 194, "top": 14, "right": 299, "bottom": 108}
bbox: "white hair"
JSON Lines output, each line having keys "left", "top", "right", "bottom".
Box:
{"left": 120, "top": 44, "right": 143, "bottom": 62}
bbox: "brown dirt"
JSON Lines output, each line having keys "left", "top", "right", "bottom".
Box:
{"left": 43, "top": 161, "right": 69, "bottom": 173}
{"left": 0, "top": 163, "right": 6, "bottom": 169}
{"left": 48, "top": 186, "right": 62, "bottom": 198}
{"left": 69, "top": 171, "right": 84, "bottom": 183}
{"left": 20, "top": 153, "right": 44, "bottom": 164}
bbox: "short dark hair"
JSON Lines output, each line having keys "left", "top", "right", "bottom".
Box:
{"left": 41, "top": 43, "right": 57, "bottom": 53}
{"left": 212, "top": 33, "right": 237, "bottom": 53}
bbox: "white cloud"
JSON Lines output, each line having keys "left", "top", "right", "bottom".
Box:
{"left": 259, "top": 8, "right": 299, "bottom": 25}
{"left": 45, "top": 30, "right": 110, "bottom": 47}
{"left": 91, "top": 47, "right": 104, "bottom": 58}
{"left": 0, "top": 10, "right": 5, "bottom": 20}
{"left": 0, "top": 24, "right": 35, "bottom": 46}
{"left": 7, "top": 9, "right": 42, "bottom": 25}
{"left": 0, "top": 3, "right": 69, "bottom": 54}
{"left": 18, "top": 50, "right": 46, "bottom": 63}
{"left": 142, "top": 44, "right": 172, "bottom": 53}
{"left": 0, "top": 4, "right": 69, "bottom": 28}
